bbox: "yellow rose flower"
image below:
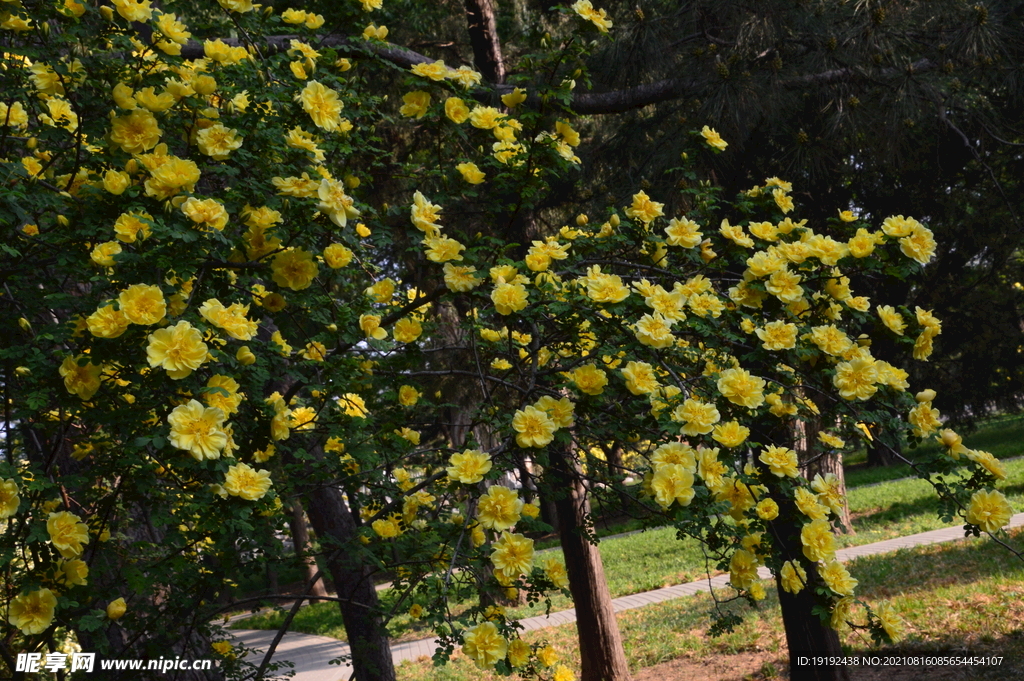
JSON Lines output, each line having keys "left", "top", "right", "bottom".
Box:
{"left": 445, "top": 97, "right": 470, "bottom": 123}
{"left": 462, "top": 621, "right": 507, "bottom": 670}
{"left": 446, "top": 449, "right": 492, "bottom": 484}
{"left": 800, "top": 519, "right": 837, "bottom": 562}
{"left": 966, "top": 489, "right": 1012, "bottom": 532}
{"left": 820, "top": 560, "right": 858, "bottom": 596}
{"left": 672, "top": 398, "right": 720, "bottom": 436}
{"left": 456, "top": 162, "right": 485, "bottom": 184}
{"left": 271, "top": 248, "right": 318, "bottom": 290}
{"left": 700, "top": 125, "right": 727, "bottom": 151}
{"left": 168, "top": 399, "right": 227, "bottom": 460}
{"left": 712, "top": 420, "right": 750, "bottom": 448}
{"left": 323, "top": 243, "right": 354, "bottom": 268}
{"left": 181, "top": 197, "right": 229, "bottom": 232}
{"left": 411, "top": 60, "right": 448, "bottom": 81}
{"left": 109, "top": 109, "right": 162, "bottom": 154}
{"left": 236, "top": 346, "right": 257, "bottom": 365}
{"left": 196, "top": 123, "right": 243, "bottom": 160}
{"left": 147, "top": 321, "right": 208, "bottom": 379}
{"left": 399, "top": 91, "right": 431, "bottom": 118}
{"left": 491, "top": 279, "right": 528, "bottom": 315}
{"left": 476, "top": 485, "right": 523, "bottom": 531}
{"left": 0, "top": 478, "right": 20, "bottom": 519}
{"left": 651, "top": 463, "right": 695, "bottom": 509}
{"left": 755, "top": 497, "right": 779, "bottom": 520}
{"left": 47, "top": 511, "right": 90, "bottom": 558}
{"left": 398, "top": 385, "right": 421, "bottom": 406}
{"left": 117, "top": 284, "right": 166, "bottom": 325}
{"left": 91, "top": 241, "right": 122, "bottom": 267}
{"left": 624, "top": 190, "right": 664, "bottom": 224}
{"left": 102, "top": 169, "right": 132, "bottom": 195}
{"left": 755, "top": 320, "right": 798, "bottom": 350}
{"left": 86, "top": 304, "right": 130, "bottom": 339}
{"left": 568, "top": 364, "right": 607, "bottom": 396}
{"left": 491, "top": 532, "right": 534, "bottom": 577}
{"left": 59, "top": 558, "right": 89, "bottom": 586}
{"left": 297, "top": 80, "right": 344, "bottom": 131}
{"left": 511, "top": 405, "right": 556, "bottom": 448}
{"left": 224, "top": 462, "right": 273, "bottom": 501}
{"left": 759, "top": 445, "right": 798, "bottom": 477}
{"left": 112, "top": 211, "right": 152, "bottom": 243}
{"left": 8, "top": 589, "right": 57, "bottom": 634}
{"left": 779, "top": 560, "right": 806, "bottom": 594}
{"left": 59, "top": 356, "right": 102, "bottom": 400}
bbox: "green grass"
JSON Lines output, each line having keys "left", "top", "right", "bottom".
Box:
{"left": 393, "top": 528, "right": 1024, "bottom": 681}
{"left": 840, "top": 457, "right": 1024, "bottom": 547}
{"left": 844, "top": 413, "right": 1024, "bottom": 488}
{"left": 235, "top": 417, "right": 1023, "bottom": 644}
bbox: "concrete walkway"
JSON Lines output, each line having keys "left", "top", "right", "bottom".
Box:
{"left": 229, "top": 512, "right": 1024, "bottom": 680}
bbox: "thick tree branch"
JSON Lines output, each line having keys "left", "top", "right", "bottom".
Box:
{"left": 178, "top": 35, "right": 938, "bottom": 115}
{"left": 178, "top": 34, "right": 430, "bottom": 69}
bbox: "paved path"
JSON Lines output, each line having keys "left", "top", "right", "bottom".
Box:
{"left": 229, "top": 512, "right": 1024, "bottom": 680}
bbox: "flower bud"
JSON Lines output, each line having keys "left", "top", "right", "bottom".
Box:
{"left": 915, "top": 389, "right": 936, "bottom": 403}
{"left": 107, "top": 597, "right": 127, "bottom": 620}
{"left": 236, "top": 346, "right": 256, "bottom": 365}
{"left": 576, "top": 213, "right": 588, "bottom": 226}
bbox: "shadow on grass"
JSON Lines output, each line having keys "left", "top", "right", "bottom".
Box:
{"left": 845, "top": 628, "right": 1024, "bottom": 681}
{"left": 849, "top": 527, "right": 1024, "bottom": 600}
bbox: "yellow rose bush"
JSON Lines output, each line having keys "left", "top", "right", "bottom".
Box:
{"left": 0, "top": 0, "right": 1017, "bottom": 678}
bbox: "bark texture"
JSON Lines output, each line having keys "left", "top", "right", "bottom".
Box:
{"left": 289, "top": 498, "right": 329, "bottom": 599}
{"left": 770, "top": 492, "right": 851, "bottom": 681}
{"left": 795, "top": 418, "right": 854, "bottom": 533}
{"left": 463, "top": 0, "right": 505, "bottom": 84}
{"left": 548, "top": 448, "right": 632, "bottom": 681}
{"left": 304, "top": 485, "right": 396, "bottom": 681}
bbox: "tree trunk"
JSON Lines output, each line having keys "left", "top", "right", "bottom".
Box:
{"left": 289, "top": 498, "right": 329, "bottom": 599}
{"left": 463, "top": 0, "right": 505, "bottom": 84}
{"left": 772, "top": 512, "right": 851, "bottom": 681}
{"left": 304, "top": 485, "right": 395, "bottom": 681}
{"left": 795, "top": 418, "right": 854, "bottom": 534}
{"left": 548, "top": 447, "right": 632, "bottom": 681}
{"left": 799, "top": 449, "right": 854, "bottom": 534}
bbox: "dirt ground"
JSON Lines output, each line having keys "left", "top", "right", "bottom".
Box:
{"left": 631, "top": 652, "right": 1006, "bottom": 681}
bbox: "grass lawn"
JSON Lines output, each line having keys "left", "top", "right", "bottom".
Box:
{"left": 234, "top": 417, "right": 1023, "bottom": 644}
{"left": 392, "top": 527, "right": 1024, "bottom": 681}
{"left": 844, "top": 412, "right": 1024, "bottom": 488}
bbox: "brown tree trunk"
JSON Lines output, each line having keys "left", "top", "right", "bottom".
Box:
{"left": 304, "top": 485, "right": 395, "bottom": 681}
{"left": 795, "top": 418, "right": 854, "bottom": 534}
{"left": 771, "top": 512, "right": 851, "bottom": 681}
{"left": 548, "top": 447, "right": 632, "bottom": 681}
{"left": 463, "top": 0, "right": 505, "bottom": 84}
{"left": 289, "top": 498, "right": 329, "bottom": 599}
